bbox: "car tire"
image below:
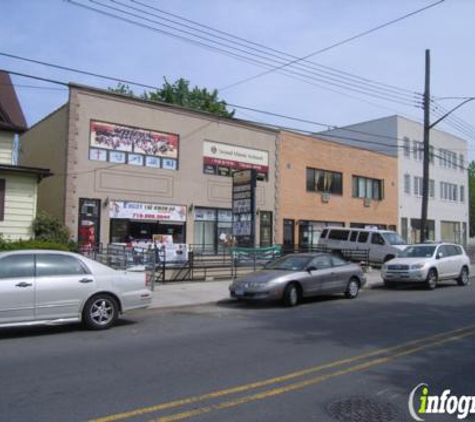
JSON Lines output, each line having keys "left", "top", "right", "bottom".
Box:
{"left": 425, "top": 269, "right": 438, "bottom": 290}
{"left": 457, "top": 266, "right": 470, "bottom": 286}
{"left": 283, "top": 283, "right": 299, "bottom": 307}
{"left": 82, "top": 294, "right": 119, "bottom": 330}
{"left": 383, "top": 255, "right": 395, "bottom": 263}
{"left": 345, "top": 278, "right": 360, "bottom": 299}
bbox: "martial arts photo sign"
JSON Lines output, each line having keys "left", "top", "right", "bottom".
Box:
{"left": 232, "top": 169, "right": 256, "bottom": 247}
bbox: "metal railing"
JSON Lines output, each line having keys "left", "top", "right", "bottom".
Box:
{"left": 81, "top": 243, "right": 369, "bottom": 283}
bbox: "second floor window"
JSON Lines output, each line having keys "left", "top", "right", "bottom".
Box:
{"left": 306, "top": 168, "right": 343, "bottom": 195}
{"left": 352, "top": 176, "right": 384, "bottom": 200}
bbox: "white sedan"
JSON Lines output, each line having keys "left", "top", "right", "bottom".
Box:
{"left": 0, "top": 250, "right": 153, "bottom": 330}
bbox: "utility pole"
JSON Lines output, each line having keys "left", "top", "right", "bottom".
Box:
{"left": 420, "top": 49, "right": 431, "bottom": 243}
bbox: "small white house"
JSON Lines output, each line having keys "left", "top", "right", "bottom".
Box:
{"left": 0, "top": 71, "right": 51, "bottom": 240}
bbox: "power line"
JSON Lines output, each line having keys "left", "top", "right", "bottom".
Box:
{"left": 64, "top": 0, "right": 421, "bottom": 108}
{"left": 4, "top": 68, "right": 471, "bottom": 161}
{"left": 220, "top": 0, "right": 445, "bottom": 91}
{"left": 128, "top": 0, "right": 424, "bottom": 98}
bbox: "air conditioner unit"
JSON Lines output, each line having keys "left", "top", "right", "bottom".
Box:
{"left": 321, "top": 192, "right": 331, "bottom": 203}
{"left": 363, "top": 197, "right": 372, "bottom": 207}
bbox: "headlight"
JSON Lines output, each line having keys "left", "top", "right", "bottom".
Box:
{"left": 410, "top": 263, "right": 426, "bottom": 270}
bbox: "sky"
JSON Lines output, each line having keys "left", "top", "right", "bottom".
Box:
{"left": 2, "top": 0, "right": 475, "bottom": 158}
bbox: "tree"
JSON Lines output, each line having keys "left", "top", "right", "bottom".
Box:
{"left": 108, "top": 82, "right": 134, "bottom": 96}
{"left": 109, "top": 78, "right": 234, "bottom": 117}
{"left": 469, "top": 161, "right": 475, "bottom": 237}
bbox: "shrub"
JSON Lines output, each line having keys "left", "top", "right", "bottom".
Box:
{"left": 0, "top": 236, "right": 78, "bottom": 252}
{"left": 32, "top": 211, "right": 71, "bottom": 244}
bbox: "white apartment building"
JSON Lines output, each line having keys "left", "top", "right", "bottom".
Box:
{"left": 319, "top": 115, "right": 469, "bottom": 244}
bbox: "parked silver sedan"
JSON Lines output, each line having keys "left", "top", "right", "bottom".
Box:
{"left": 229, "top": 253, "right": 366, "bottom": 306}
{"left": 0, "top": 250, "right": 153, "bottom": 330}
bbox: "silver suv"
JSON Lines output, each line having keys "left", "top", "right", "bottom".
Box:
{"left": 381, "top": 243, "right": 471, "bottom": 290}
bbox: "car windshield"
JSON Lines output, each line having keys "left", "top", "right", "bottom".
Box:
{"left": 399, "top": 245, "right": 436, "bottom": 258}
{"left": 381, "top": 232, "right": 406, "bottom": 245}
{"left": 266, "top": 255, "right": 312, "bottom": 271}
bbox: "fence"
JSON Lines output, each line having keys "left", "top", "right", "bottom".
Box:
{"left": 81, "top": 243, "right": 369, "bottom": 284}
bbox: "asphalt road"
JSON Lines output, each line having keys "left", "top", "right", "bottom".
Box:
{"left": 2, "top": 280, "right": 475, "bottom": 422}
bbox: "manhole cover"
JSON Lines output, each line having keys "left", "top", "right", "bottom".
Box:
{"left": 327, "top": 396, "right": 400, "bottom": 422}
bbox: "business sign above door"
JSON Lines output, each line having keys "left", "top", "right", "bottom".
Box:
{"left": 203, "top": 141, "right": 269, "bottom": 180}
{"left": 109, "top": 201, "right": 186, "bottom": 222}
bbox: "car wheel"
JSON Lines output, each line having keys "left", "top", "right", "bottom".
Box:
{"left": 384, "top": 255, "right": 395, "bottom": 263}
{"left": 83, "top": 294, "right": 119, "bottom": 330}
{"left": 283, "top": 283, "right": 299, "bottom": 307}
{"left": 457, "top": 267, "right": 469, "bottom": 286}
{"left": 345, "top": 278, "right": 360, "bottom": 299}
{"left": 425, "top": 269, "right": 438, "bottom": 290}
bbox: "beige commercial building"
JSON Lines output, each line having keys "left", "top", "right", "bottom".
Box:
{"left": 276, "top": 130, "right": 398, "bottom": 248}
{"left": 21, "top": 84, "right": 278, "bottom": 251}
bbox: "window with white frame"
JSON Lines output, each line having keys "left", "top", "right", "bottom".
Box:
{"left": 460, "top": 185, "right": 465, "bottom": 202}
{"left": 459, "top": 154, "right": 464, "bottom": 171}
{"left": 414, "top": 176, "right": 423, "bottom": 197}
{"left": 404, "top": 174, "right": 411, "bottom": 194}
{"left": 429, "top": 179, "right": 435, "bottom": 198}
{"left": 403, "top": 137, "right": 410, "bottom": 157}
{"left": 440, "top": 182, "right": 458, "bottom": 201}
{"left": 413, "top": 141, "right": 423, "bottom": 160}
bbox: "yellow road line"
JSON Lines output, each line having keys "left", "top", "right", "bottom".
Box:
{"left": 90, "top": 324, "right": 475, "bottom": 422}
{"left": 154, "top": 329, "right": 475, "bottom": 422}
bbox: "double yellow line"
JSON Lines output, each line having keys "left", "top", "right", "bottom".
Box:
{"left": 91, "top": 324, "right": 475, "bottom": 422}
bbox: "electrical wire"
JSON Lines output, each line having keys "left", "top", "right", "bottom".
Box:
{"left": 127, "top": 0, "right": 425, "bottom": 98}
{"left": 64, "top": 0, "right": 421, "bottom": 108}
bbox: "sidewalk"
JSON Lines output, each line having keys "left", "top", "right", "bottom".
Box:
{"left": 149, "top": 268, "right": 384, "bottom": 309}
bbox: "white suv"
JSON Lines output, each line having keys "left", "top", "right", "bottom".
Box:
{"left": 381, "top": 243, "right": 471, "bottom": 290}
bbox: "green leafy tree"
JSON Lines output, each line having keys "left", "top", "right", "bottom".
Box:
{"left": 109, "top": 78, "right": 234, "bottom": 117}
{"left": 108, "top": 82, "right": 134, "bottom": 96}
{"left": 469, "top": 161, "right": 475, "bottom": 237}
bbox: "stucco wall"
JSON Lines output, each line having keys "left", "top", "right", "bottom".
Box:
{"left": 276, "top": 131, "right": 398, "bottom": 243}
{"left": 65, "top": 87, "right": 278, "bottom": 244}
{"left": 19, "top": 105, "right": 68, "bottom": 221}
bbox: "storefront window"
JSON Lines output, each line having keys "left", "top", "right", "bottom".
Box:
{"left": 298, "top": 221, "right": 344, "bottom": 249}
{"left": 410, "top": 219, "right": 435, "bottom": 243}
{"left": 194, "top": 208, "right": 232, "bottom": 254}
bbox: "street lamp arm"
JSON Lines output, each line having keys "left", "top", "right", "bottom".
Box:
{"left": 429, "top": 97, "right": 475, "bottom": 129}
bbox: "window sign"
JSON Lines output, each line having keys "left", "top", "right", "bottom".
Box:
{"left": 162, "top": 158, "right": 177, "bottom": 170}
{"left": 89, "top": 149, "right": 107, "bottom": 161}
{"left": 109, "top": 151, "right": 126, "bottom": 164}
{"left": 128, "top": 154, "right": 144, "bottom": 166}
{"left": 89, "top": 120, "right": 179, "bottom": 170}
{"left": 145, "top": 156, "right": 161, "bottom": 168}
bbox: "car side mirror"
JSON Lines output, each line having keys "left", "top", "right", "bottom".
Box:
{"left": 436, "top": 253, "right": 443, "bottom": 260}
{"left": 307, "top": 266, "right": 317, "bottom": 273}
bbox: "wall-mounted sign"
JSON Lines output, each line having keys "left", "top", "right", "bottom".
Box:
{"left": 89, "top": 120, "right": 179, "bottom": 170}
{"left": 203, "top": 141, "right": 269, "bottom": 180}
{"left": 109, "top": 201, "right": 186, "bottom": 222}
{"left": 232, "top": 169, "right": 256, "bottom": 247}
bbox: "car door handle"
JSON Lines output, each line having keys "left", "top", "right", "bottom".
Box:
{"left": 79, "top": 278, "right": 94, "bottom": 284}
{"left": 15, "top": 282, "right": 32, "bottom": 288}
